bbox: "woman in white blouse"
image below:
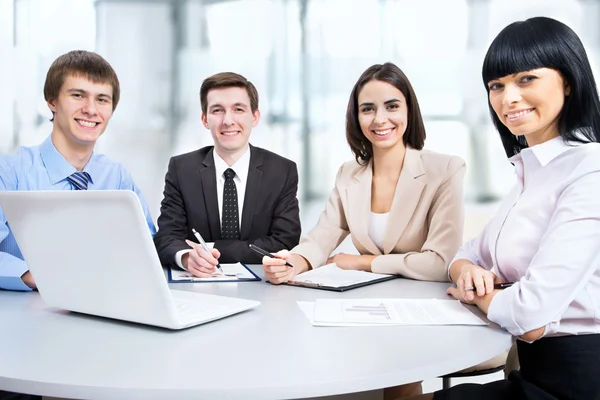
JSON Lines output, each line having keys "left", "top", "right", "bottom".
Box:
{"left": 413, "top": 16, "right": 600, "bottom": 400}
{"left": 262, "top": 62, "right": 465, "bottom": 397}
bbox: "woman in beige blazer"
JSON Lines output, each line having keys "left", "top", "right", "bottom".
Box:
{"left": 263, "top": 61, "right": 465, "bottom": 397}
{"left": 263, "top": 62, "right": 465, "bottom": 397}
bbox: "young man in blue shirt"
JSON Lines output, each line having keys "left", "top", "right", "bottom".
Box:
{"left": 0, "top": 50, "right": 155, "bottom": 293}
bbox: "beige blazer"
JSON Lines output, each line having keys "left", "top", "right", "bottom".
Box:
{"left": 293, "top": 147, "right": 465, "bottom": 282}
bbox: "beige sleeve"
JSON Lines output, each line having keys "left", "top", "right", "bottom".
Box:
{"left": 371, "top": 157, "right": 466, "bottom": 281}
{"left": 291, "top": 166, "right": 350, "bottom": 269}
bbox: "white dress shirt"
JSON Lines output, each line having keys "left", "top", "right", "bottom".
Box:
{"left": 453, "top": 136, "right": 600, "bottom": 338}
{"left": 368, "top": 211, "right": 389, "bottom": 253}
{"left": 213, "top": 147, "right": 250, "bottom": 226}
{"left": 175, "top": 146, "right": 251, "bottom": 269}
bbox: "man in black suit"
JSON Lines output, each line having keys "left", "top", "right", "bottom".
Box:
{"left": 154, "top": 72, "right": 301, "bottom": 277}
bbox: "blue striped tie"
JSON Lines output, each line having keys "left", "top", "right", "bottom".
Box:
{"left": 67, "top": 172, "right": 91, "bottom": 190}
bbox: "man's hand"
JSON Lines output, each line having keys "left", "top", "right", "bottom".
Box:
{"left": 21, "top": 271, "right": 37, "bottom": 289}
{"left": 182, "top": 240, "right": 221, "bottom": 277}
{"left": 326, "top": 253, "right": 375, "bottom": 271}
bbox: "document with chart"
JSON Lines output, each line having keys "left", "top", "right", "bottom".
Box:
{"left": 310, "top": 298, "right": 487, "bottom": 326}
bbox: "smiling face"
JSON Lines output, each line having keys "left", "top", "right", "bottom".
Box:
{"left": 357, "top": 80, "right": 408, "bottom": 154}
{"left": 487, "top": 68, "right": 569, "bottom": 146}
{"left": 47, "top": 74, "right": 114, "bottom": 151}
{"left": 201, "top": 86, "right": 259, "bottom": 159}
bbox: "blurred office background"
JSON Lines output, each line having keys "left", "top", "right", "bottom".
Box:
{"left": 2, "top": 0, "right": 599, "bottom": 394}
{"left": 1, "top": 0, "right": 599, "bottom": 224}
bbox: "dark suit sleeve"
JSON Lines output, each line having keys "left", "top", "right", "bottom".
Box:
{"left": 153, "top": 157, "right": 189, "bottom": 268}
{"left": 214, "top": 162, "right": 301, "bottom": 264}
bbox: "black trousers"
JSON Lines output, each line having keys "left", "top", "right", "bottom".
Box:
{"left": 0, "top": 391, "right": 40, "bottom": 400}
{"left": 434, "top": 334, "right": 600, "bottom": 400}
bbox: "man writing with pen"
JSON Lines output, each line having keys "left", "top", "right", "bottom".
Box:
{"left": 153, "top": 72, "right": 301, "bottom": 277}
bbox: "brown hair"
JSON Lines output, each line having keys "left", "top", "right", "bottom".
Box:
{"left": 44, "top": 50, "right": 120, "bottom": 120}
{"left": 200, "top": 72, "right": 259, "bottom": 114}
{"left": 346, "top": 62, "right": 426, "bottom": 164}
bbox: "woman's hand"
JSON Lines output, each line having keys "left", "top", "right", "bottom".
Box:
{"left": 261, "top": 250, "right": 309, "bottom": 284}
{"left": 447, "top": 285, "right": 500, "bottom": 314}
{"left": 453, "top": 262, "right": 498, "bottom": 302}
{"left": 326, "top": 253, "right": 375, "bottom": 271}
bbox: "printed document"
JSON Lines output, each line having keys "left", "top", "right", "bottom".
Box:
{"left": 307, "top": 298, "right": 487, "bottom": 326}
{"left": 290, "top": 263, "right": 392, "bottom": 288}
{"left": 297, "top": 301, "right": 384, "bottom": 326}
{"left": 169, "top": 262, "right": 255, "bottom": 281}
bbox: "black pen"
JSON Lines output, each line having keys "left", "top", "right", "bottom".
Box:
{"left": 464, "top": 282, "right": 515, "bottom": 291}
{"left": 249, "top": 244, "right": 294, "bottom": 268}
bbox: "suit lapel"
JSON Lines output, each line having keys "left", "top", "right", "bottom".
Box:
{"left": 199, "top": 149, "right": 221, "bottom": 239}
{"left": 346, "top": 161, "right": 382, "bottom": 255}
{"left": 382, "top": 147, "right": 426, "bottom": 254}
{"left": 241, "top": 145, "right": 263, "bottom": 240}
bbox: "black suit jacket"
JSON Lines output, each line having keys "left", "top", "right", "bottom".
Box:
{"left": 154, "top": 145, "right": 301, "bottom": 266}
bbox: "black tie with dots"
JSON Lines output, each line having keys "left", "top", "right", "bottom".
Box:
{"left": 221, "top": 168, "right": 240, "bottom": 240}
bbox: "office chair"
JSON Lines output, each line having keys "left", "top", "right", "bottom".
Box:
{"left": 440, "top": 351, "right": 507, "bottom": 389}
{"left": 439, "top": 209, "right": 518, "bottom": 389}
{"left": 441, "top": 343, "right": 520, "bottom": 389}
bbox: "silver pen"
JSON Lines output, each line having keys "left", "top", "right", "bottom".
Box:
{"left": 191, "top": 228, "right": 224, "bottom": 275}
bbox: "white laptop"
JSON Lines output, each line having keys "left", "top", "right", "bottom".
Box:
{"left": 0, "top": 190, "right": 259, "bottom": 329}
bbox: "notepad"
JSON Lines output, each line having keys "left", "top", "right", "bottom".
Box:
{"left": 284, "top": 263, "right": 396, "bottom": 291}
{"left": 308, "top": 298, "right": 487, "bottom": 326}
{"left": 168, "top": 263, "right": 260, "bottom": 283}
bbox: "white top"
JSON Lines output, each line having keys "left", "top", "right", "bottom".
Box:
{"left": 0, "top": 266, "right": 512, "bottom": 399}
{"left": 175, "top": 146, "right": 251, "bottom": 269}
{"left": 453, "top": 136, "right": 600, "bottom": 338}
{"left": 368, "top": 211, "right": 389, "bottom": 252}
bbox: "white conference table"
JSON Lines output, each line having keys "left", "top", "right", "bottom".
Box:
{"left": 0, "top": 265, "right": 513, "bottom": 399}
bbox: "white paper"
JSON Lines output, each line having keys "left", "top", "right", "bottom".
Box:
{"left": 290, "top": 263, "right": 392, "bottom": 288}
{"left": 311, "top": 298, "right": 487, "bottom": 326}
{"left": 296, "top": 301, "right": 383, "bottom": 326}
{"left": 170, "top": 263, "right": 255, "bottom": 281}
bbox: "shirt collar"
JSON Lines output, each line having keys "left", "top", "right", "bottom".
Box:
{"left": 213, "top": 146, "right": 251, "bottom": 183}
{"left": 39, "top": 135, "right": 96, "bottom": 185}
{"left": 510, "top": 135, "right": 588, "bottom": 167}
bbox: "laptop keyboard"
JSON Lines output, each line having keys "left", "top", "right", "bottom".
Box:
{"left": 175, "top": 300, "right": 214, "bottom": 318}
{"left": 169, "top": 290, "right": 259, "bottom": 327}
{"left": 173, "top": 300, "right": 220, "bottom": 320}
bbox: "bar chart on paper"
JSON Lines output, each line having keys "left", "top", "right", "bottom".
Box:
{"left": 343, "top": 302, "right": 391, "bottom": 322}
{"left": 309, "top": 298, "right": 488, "bottom": 326}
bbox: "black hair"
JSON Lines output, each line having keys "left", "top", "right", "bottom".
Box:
{"left": 346, "top": 62, "right": 425, "bottom": 164}
{"left": 482, "top": 17, "right": 600, "bottom": 157}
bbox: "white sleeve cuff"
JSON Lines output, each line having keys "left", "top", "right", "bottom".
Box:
{"left": 487, "top": 286, "right": 523, "bottom": 336}
{"left": 175, "top": 242, "right": 215, "bottom": 270}
{"left": 175, "top": 249, "right": 193, "bottom": 270}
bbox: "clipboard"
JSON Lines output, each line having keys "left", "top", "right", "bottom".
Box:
{"left": 282, "top": 274, "right": 397, "bottom": 292}
{"left": 168, "top": 263, "right": 261, "bottom": 283}
{"left": 276, "top": 263, "right": 398, "bottom": 292}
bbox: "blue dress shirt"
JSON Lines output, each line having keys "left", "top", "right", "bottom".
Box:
{"left": 0, "top": 135, "right": 156, "bottom": 291}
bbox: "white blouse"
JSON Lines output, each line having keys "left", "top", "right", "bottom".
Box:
{"left": 453, "top": 136, "right": 600, "bottom": 338}
{"left": 369, "top": 211, "right": 389, "bottom": 253}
